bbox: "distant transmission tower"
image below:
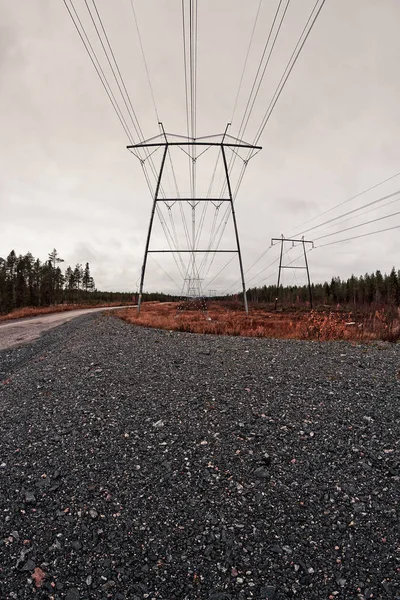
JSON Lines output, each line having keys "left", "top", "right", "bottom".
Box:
{"left": 271, "top": 235, "right": 314, "bottom": 309}
{"left": 128, "top": 123, "right": 261, "bottom": 313}
{"left": 185, "top": 276, "right": 204, "bottom": 298}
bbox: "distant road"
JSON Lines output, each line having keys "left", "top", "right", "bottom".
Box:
{"left": 0, "top": 305, "right": 134, "bottom": 350}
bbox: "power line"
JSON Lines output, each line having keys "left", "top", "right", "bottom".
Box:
{"left": 245, "top": 247, "right": 292, "bottom": 288}
{"left": 201, "top": 204, "right": 233, "bottom": 279}
{"left": 222, "top": 0, "right": 288, "bottom": 199}
{"left": 181, "top": 0, "right": 191, "bottom": 142}
{"left": 312, "top": 194, "right": 400, "bottom": 235}
{"left": 218, "top": 240, "right": 274, "bottom": 295}
{"left": 248, "top": 249, "right": 308, "bottom": 291}
{"left": 288, "top": 169, "right": 400, "bottom": 235}
{"left": 230, "top": 0, "right": 263, "bottom": 123}
{"left": 246, "top": 245, "right": 272, "bottom": 272}
{"left": 195, "top": 202, "right": 209, "bottom": 249}
{"left": 167, "top": 208, "right": 187, "bottom": 276}
{"left": 314, "top": 209, "right": 400, "bottom": 242}
{"left": 68, "top": 0, "right": 164, "bottom": 202}
{"left": 88, "top": 0, "right": 168, "bottom": 198}
{"left": 155, "top": 206, "right": 186, "bottom": 279}
{"left": 204, "top": 254, "right": 237, "bottom": 289}
{"left": 231, "top": 0, "right": 326, "bottom": 206}
{"left": 129, "top": 0, "right": 160, "bottom": 122}
{"left": 317, "top": 225, "right": 400, "bottom": 248}
{"left": 253, "top": 0, "right": 326, "bottom": 145}
{"left": 148, "top": 254, "right": 182, "bottom": 291}
{"left": 63, "top": 0, "right": 134, "bottom": 142}
{"left": 234, "top": 0, "right": 287, "bottom": 141}
{"left": 197, "top": 205, "right": 220, "bottom": 276}
{"left": 293, "top": 189, "right": 400, "bottom": 237}
{"left": 239, "top": 0, "right": 292, "bottom": 141}
{"left": 84, "top": 0, "right": 142, "bottom": 142}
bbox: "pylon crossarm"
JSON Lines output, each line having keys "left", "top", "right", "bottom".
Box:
{"left": 127, "top": 129, "right": 262, "bottom": 151}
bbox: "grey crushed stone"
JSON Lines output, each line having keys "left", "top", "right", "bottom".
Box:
{"left": 0, "top": 312, "right": 399, "bottom": 599}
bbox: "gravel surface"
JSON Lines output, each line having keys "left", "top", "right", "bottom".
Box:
{"left": 0, "top": 306, "right": 135, "bottom": 350}
{"left": 0, "top": 313, "right": 399, "bottom": 600}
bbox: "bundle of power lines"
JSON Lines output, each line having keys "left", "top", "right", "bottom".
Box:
{"left": 223, "top": 170, "right": 400, "bottom": 295}
{"left": 60, "top": 1, "right": 400, "bottom": 297}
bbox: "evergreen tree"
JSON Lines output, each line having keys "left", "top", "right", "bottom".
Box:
{"left": 82, "top": 263, "right": 95, "bottom": 292}
{"left": 32, "top": 258, "right": 42, "bottom": 306}
{"left": 48, "top": 248, "right": 64, "bottom": 270}
{"left": 73, "top": 264, "right": 83, "bottom": 296}
{"left": 0, "top": 257, "right": 7, "bottom": 312}
{"left": 387, "top": 267, "right": 399, "bottom": 304}
{"left": 375, "top": 270, "right": 385, "bottom": 303}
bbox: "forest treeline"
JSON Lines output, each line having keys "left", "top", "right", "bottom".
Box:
{"left": 0, "top": 249, "right": 173, "bottom": 314}
{"left": 2, "top": 248, "right": 399, "bottom": 314}
{"left": 245, "top": 268, "right": 400, "bottom": 307}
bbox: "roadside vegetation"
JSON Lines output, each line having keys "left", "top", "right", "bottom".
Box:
{"left": 2, "top": 249, "right": 399, "bottom": 341}
{"left": 117, "top": 301, "right": 400, "bottom": 342}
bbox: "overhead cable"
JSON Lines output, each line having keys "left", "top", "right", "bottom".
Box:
{"left": 230, "top": 0, "right": 264, "bottom": 123}
{"left": 312, "top": 194, "right": 400, "bottom": 235}
{"left": 292, "top": 189, "right": 400, "bottom": 237}
{"left": 204, "top": 254, "right": 237, "bottom": 289}
{"left": 316, "top": 225, "right": 400, "bottom": 248}
{"left": 289, "top": 169, "right": 400, "bottom": 234}
{"left": 84, "top": 0, "right": 143, "bottom": 141}
{"left": 238, "top": 0, "right": 291, "bottom": 141}
{"left": 314, "top": 209, "right": 400, "bottom": 242}
{"left": 222, "top": 0, "right": 289, "bottom": 198}
{"left": 252, "top": 0, "right": 326, "bottom": 145}
{"left": 231, "top": 0, "right": 326, "bottom": 205}
{"left": 148, "top": 254, "right": 182, "bottom": 291}
{"left": 129, "top": 0, "right": 160, "bottom": 122}
{"left": 63, "top": 0, "right": 134, "bottom": 142}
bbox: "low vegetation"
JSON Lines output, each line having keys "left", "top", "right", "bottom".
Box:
{"left": 116, "top": 301, "right": 400, "bottom": 342}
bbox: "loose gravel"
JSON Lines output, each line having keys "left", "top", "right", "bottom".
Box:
{"left": 0, "top": 313, "right": 399, "bottom": 600}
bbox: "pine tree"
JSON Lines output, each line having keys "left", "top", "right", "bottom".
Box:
{"left": 65, "top": 266, "right": 74, "bottom": 289}
{"left": 32, "top": 259, "right": 42, "bottom": 306}
{"left": 16, "top": 254, "right": 28, "bottom": 308}
{"left": 48, "top": 248, "right": 64, "bottom": 270}
{"left": 387, "top": 267, "right": 399, "bottom": 305}
{"left": 5, "top": 251, "right": 18, "bottom": 310}
{"left": 73, "top": 264, "right": 83, "bottom": 291}
{"left": 375, "top": 270, "right": 385, "bottom": 303}
{"left": 82, "top": 263, "right": 94, "bottom": 292}
{"left": 0, "top": 257, "right": 7, "bottom": 312}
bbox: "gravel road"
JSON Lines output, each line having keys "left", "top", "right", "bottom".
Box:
{"left": 0, "top": 313, "right": 399, "bottom": 600}
{"left": 0, "top": 306, "right": 135, "bottom": 351}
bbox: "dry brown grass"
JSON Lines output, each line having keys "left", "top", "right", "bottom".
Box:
{"left": 116, "top": 301, "right": 400, "bottom": 342}
{"left": 0, "top": 302, "right": 133, "bottom": 323}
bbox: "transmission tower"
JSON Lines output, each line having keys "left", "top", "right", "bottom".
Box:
{"left": 271, "top": 235, "right": 314, "bottom": 309}
{"left": 128, "top": 123, "right": 261, "bottom": 313}
{"left": 185, "top": 276, "right": 204, "bottom": 298}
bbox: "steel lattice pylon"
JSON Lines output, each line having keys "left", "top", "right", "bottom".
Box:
{"left": 128, "top": 123, "right": 262, "bottom": 313}
{"left": 271, "top": 235, "right": 314, "bottom": 309}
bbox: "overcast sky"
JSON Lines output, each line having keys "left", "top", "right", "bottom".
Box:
{"left": 1, "top": 0, "right": 400, "bottom": 293}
